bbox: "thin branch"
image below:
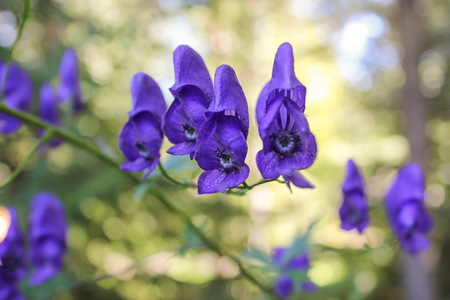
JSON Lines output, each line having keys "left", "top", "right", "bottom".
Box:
{"left": 158, "top": 162, "right": 197, "bottom": 188}
{"left": 0, "top": 130, "right": 53, "bottom": 190}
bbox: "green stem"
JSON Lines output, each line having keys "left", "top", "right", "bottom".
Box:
{"left": 0, "top": 105, "right": 278, "bottom": 299}
{"left": 0, "top": 130, "right": 53, "bottom": 190}
{"left": 236, "top": 178, "right": 282, "bottom": 190}
{"left": 158, "top": 162, "right": 196, "bottom": 188}
{"left": 0, "top": 0, "right": 30, "bottom": 104}
{"left": 242, "top": 181, "right": 251, "bottom": 189}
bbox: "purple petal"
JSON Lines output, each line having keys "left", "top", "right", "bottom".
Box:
{"left": 0, "top": 208, "right": 27, "bottom": 283}
{"left": 256, "top": 150, "right": 280, "bottom": 179}
{"left": 301, "top": 281, "right": 318, "bottom": 293}
{"left": 29, "top": 192, "right": 67, "bottom": 285}
{"left": 57, "top": 49, "right": 84, "bottom": 112}
{"left": 170, "top": 45, "right": 214, "bottom": 104}
{"left": 129, "top": 72, "right": 167, "bottom": 118}
{"left": 0, "top": 284, "right": 26, "bottom": 300}
{"left": 256, "top": 43, "right": 306, "bottom": 123}
{"left": 198, "top": 164, "right": 250, "bottom": 194}
{"left": 274, "top": 274, "right": 294, "bottom": 299}
{"left": 283, "top": 171, "right": 314, "bottom": 189}
{"left": 38, "top": 82, "right": 62, "bottom": 147}
{"left": 207, "top": 65, "right": 249, "bottom": 137}
{"left": 400, "top": 231, "right": 430, "bottom": 254}
{"left": 167, "top": 142, "right": 196, "bottom": 157}
{"left": 195, "top": 113, "right": 247, "bottom": 170}
{"left": 342, "top": 160, "right": 365, "bottom": 192}
{"left": 0, "top": 62, "right": 33, "bottom": 134}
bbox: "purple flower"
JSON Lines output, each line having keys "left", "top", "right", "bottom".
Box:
{"left": 255, "top": 43, "right": 317, "bottom": 188}
{"left": 195, "top": 65, "right": 249, "bottom": 194}
{"left": 162, "top": 45, "right": 213, "bottom": 159}
{"left": 29, "top": 192, "right": 67, "bottom": 285}
{"left": 301, "top": 281, "right": 318, "bottom": 293}
{"left": 0, "top": 61, "right": 33, "bottom": 134}
{"left": 272, "top": 247, "right": 310, "bottom": 271}
{"left": 386, "top": 163, "right": 433, "bottom": 254}
{"left": 38, "top": 82, "right": 62, "bottom": 147}
{"left": 274, "top": 274, "right": 294, "bottom": 298}
{"left": 119, "top": 73, "right": 166, "bottom": 178}
{"left": 0, "top": 208, "right": 27, "bottom": 285}
{"left": 57, "top": 49, "right": 84, "bottom": 112}
{"left": 339, "top": 159, "right": 369, "bottom": 233}
{"left": 0, "top": 284, "right": 25, "bottom": 300}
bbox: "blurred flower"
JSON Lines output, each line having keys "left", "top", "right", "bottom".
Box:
{"left": 57, "top": 49, "right": 84, "bottom": 112}
{"left": 0, "top": 208, "right": 26, "bottom": 299}
{"left": 0, "top": 61, "right": 33, "bottom": 134}
{"left": 255, "top": 43, "right": 316, "bottom": 189}
{"left": 162, "top": 45, "right": 213, "bottom": 159}
{"left": 386, "top": 163, "right": 433, "bottom": 254}
{"left": 339, "top": 159, "right": 369, "bottom": 233}
{"left": 29, "top": 192, "right": 67, "bottom": 285}
{"left": 38, "top": 82, "right": 62, "bottom": 147}
{"left": 195, "top": 65, "right": 249, "bottom": 194}
{"left": 271, "top": 246, "right": 316, "bottom": 298}
{"left": 119, "top": 73, "right": 166, "bottom": 178}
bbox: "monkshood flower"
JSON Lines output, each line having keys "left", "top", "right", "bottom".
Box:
{"left": 386, "top": 163, "right": 433, "bottom": 254}
{"left": 272, "top": 247, "right": 317, "bottom": 298}
{"left": 195, "top": 65, "right": 249, "bottom": 194}
{"left": 0, "top": 208, "right": 26, "bottom": 300}
{"left": 119, "top": 73, "right": 166, "bottom": 178}
{"left": 162, "top": 45, "right": 213, "bottom": 159}
{"left": 29, "top": 192, "right": 67, "bottom": 285}
{"left": 0, "top": 61, "right": 33, "bottom": 134}
{"left": 255, "top": 43, "right": 317, "bottom": 188}
{"left": 339, "top": 159, "right": 369, "bottom": 233}
{"left": 57, "top": 49, "right": 84, "bottom": 112}
{"left": 39, "top": 82, "right": 62, "bottom": 147}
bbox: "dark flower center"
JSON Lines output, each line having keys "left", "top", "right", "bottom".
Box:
{"left": 270, "top": 131, "right": 302, "bottom": 157}
{"left": 181, "top": 123, "right": 198, "bottom": 143}
{"left": 216, "top": 149, "right": 239, "bottom": 174}
{"left": 135, "top": 142, "right": 153, "bottom": 161}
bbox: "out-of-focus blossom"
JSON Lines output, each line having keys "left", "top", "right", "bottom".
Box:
{"left": 38, "top": 82, "right": 62, "bottom": 147}
{"left": 57, "top": 49, "right": 84, "bottom": 112}
{"left": 0, "top": 61, "right": 33, "bottom": 134}
{"left": 339, "top": 159, "right": 369, "bottom": 233}
{"left": 29, "top": 192, "right": 67, "bottom": 285}
{"left": 0, "top": 208, "right": 26, "bottom": 299}
{"left": 386, "top": 163, "right": 433, "bottom": 254}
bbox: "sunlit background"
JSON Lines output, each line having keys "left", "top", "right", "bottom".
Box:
{"left": 0, "top": 0, "right": 449, "bottom": 299}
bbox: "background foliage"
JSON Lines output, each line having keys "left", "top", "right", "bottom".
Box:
{"left": 0, "top": 0, "right": 449, "bottom": 299}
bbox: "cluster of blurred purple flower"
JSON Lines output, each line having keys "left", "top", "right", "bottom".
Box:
{"left": 0, "top": 192, "right": 67, "bottom": 299}
{"left": 119, "top": 43, "right": 317, "bottom": 194}
{"left": 339, "top": 160, "right": 433, "bottom": 255}
{"left": 0, "top": 49, "right": 84, "bottom": 147}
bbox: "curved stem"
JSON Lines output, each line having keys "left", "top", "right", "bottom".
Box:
{"left": 158, "top": 162, "right": 196, "bottom": 188}
{"left": 0, "top": 130, "right": 53, "bottom": 190}
{"left": 0, "top": 0, "right": 30, "bottom": 104}
{"left": 0, "top": 105, "right": 278, "bottom": 299}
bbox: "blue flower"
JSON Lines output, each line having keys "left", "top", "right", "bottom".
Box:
{"left": 339, "top": 159, "right": 369, "bottom": 233}
{"left": 38, "top": 82, "right": 62, "bottom": 147}
{"left": 162, "top": 45, "right": 213, "bottom": 159}
{"left": 0, "top": 208, "right": 26, "bottom": 299}
{"left": 0, "top": 61, "right": 33, "bottom": 134}
{"left": 28, "top": 192, "right": 67, "bottom": 285}
{"left": 194, "top": 65, "right": 249, "bottom": 194}
{"left": 119, "top": 73, "right": 166, "bottom": 178}
{"left": 274, "top": 274, "right": 294, "bottom": 299}
{"left": 386, "top": 163, "right": 433, "bottom": 254}
{"left": 57, "top": 49, "right": 84, "bottom": 112}
{"left": 255, "top": 43, "right": 317, "bottom": 188}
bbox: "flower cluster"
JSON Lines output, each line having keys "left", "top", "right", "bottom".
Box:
{"left": 1, "top": 49, "right": 83, "bottom": 147}
{"left": 0, "top": 192, "right": 67, "bottom": 298}
{"left": 119, "top": 43, "right": 317, "bottom": 194}
{"left": 272, "top": 246, "right": 317, "bottom": 298}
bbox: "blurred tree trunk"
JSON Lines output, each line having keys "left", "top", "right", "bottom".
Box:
{"left": 398, "top": 0, "right": 435, "bottom": 299}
